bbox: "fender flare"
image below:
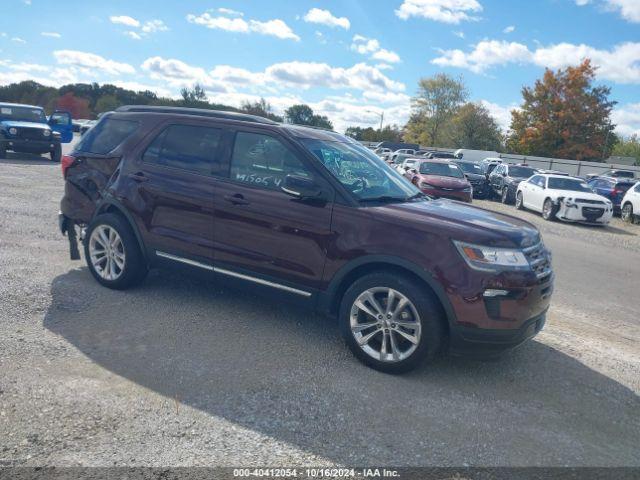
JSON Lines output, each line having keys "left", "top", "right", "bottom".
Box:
{"left": 321, "top": 254, "right": 457, "bottom": 328}
{"left": 92, "top": 196, "right": 148, "bottom": 264}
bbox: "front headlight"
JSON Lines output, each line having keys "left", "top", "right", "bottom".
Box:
{"left": 43, "top": 129, "right": 51, "bottom": 137}
{"left": 453, "top": 240, "right": 529, "bottom": 271}
{"left": 9, "top": 127, "right": 17, "bottom": 135}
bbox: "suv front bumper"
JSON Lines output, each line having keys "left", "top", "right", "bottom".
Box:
{"left": 1, "top": 138, "right": 58, "bottom": 154}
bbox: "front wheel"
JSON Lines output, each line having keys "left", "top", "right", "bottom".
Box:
{"left": 50, "top": 143, "right": 62, "bottom": 162}
{"left": 622, "top": 203, "right": 634, "bottom": 223}
{"left": 516, "top": 191, "right": 524, "bottom": 210}
{"left": 84, "top": 213, "right": 148, "bottom": 290}
{"left": 542, "top": 198, "right": 557, "bottom": 221}
{"left": 339, "top": 272, "right": 444, "bottom": 374}
{"left": 501, "top": 187, "right": 510, "bottom": 204}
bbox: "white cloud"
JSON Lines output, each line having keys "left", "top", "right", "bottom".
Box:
{"left": 11, "top": 37, "right": 26, "bottom": 43}
{"left": 54, "top": 50, "right": 135, "bottom": 75}
{"left": 575, "top": 0, "right": 591, "bottom": 5}
{"left": 217, "top": 7, "right": 243, "bottom": 17}
{"left": 612, "top": 103, "right": 640, "bottom": 137}
{"left": 141, "top": 56, "right": 228, "bottom": 90}
{"left": 109, "top": 80, "right": 173, "bottom": 98}
{"left": 479, "top": 100, "right": 519, "bottom": 132}
{"left": 125, "top": 31, "right": 142, "bottom": 40}
{"left": 141, "top": 19, "right": 169, "bottom": 33}
{"left": 351, "top": 35, "right": 401, "bottom": 63}
{"left": 303, "top": 8, "right": 350, "bottom": 30}
{"left": 395, "top": 0, "right": 483, "bottom": 24}
{"left": 210, "top": 65, "right": 265, "bottom": 85}
{"left": 187, "top": 12, "right": 299, "bottom": 40}
{"left": 433, "top": 40, "right": 532, "bottom": 73}
{"left": 432, "top": 39, "right": 640, "bottom": 84}
{"left": 503, "top": 25, "right": 515, "bottom": 33}
{"left": 453, "top": 30, "right": 465, "bottom": 38}
{"left": 248, "top": 19, "right": 300, "bottom": 41}
{"left": 41, "top": 31, "right": 61, "bottom": 38}
{"left": 575, "top": 0, "right": 640, "bottom": 23}
{"left": 110, "top": 15, "right": 140, "bottom": 28}
{"left": 375, "top": 63, "right": 394, "bottom": 70}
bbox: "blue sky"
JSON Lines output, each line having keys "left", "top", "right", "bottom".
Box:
{"left": 1, "top": 0, "right": 639, "bottom": 135}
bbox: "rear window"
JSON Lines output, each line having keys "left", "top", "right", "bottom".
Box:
{"left": 614, "top": 171, "right": 635, "bottom": 178}
{"left": 615, "top": 182, "right": 634, "bottom": 192}
{"left": 76, "top": 118, "right": 139, "bottom": 155}
{"left": 419, "top": 162, "right": 464, "bottom": 178}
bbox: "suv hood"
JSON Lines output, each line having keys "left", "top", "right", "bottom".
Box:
{"left": 0, "top": 120, "right": 50, "bottom": 130}
{"left": 377, "top": 199, "right": 540, "bottom": 249}
{"left": 419, "top": 175, "right": 469, "bottom": 188}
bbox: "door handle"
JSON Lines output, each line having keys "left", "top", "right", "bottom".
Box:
{"left": 128, "top": 172, "right": 149, "bottom": 183}
{"left": 224, "top": 193, "right": 250, "bottom": 206}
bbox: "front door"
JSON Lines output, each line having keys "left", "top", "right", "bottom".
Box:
{"left": 49, "top": 110, "right": 73, "bottom": 143}
{"left": 126, "top": 121, "right": 224, "bottom": 265}
{"left": 213, "top": 129, "right": 334, "bottom": 292}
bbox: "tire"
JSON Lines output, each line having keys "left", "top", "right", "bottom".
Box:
{"left": 542, "top": 198, "right": 558, "bottom": 221}
{"left": 83, "top": 213, "right": 148, "bottom": 290}
{"left": 516, "top": 191, "right": 524, "bottom": 210}
{"left": 338, "top": 272, "right": 444, "bottom": 374}
{"left": 50, "top": 143, "right": 62, "bottom": 162}
{"left": 622, "top": 203, "right": 634, "bottom": 223}
{"left": 501, "top": 187, "right": 510, "bottom": 204}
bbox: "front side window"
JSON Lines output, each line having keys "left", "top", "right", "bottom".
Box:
{"left": 230, "top": 132, "right": 312, "bottom": 191}
{"left": 143, "top": 124, "right": 222, "bottom": 175}
{"left": 50, "top": 112, "right": 71, "bottom": 126}
{"left": 77, "top": 117, "right": 139, "bottom": 155}
{"left": 634, "top": 184, "right": 640, "bottom": 193}
{"left": 457, "top": 162, "right": 481, "bottom": 174}
{"left": 509, "top": 166, "right": 537, "bottom": 178}
{"left": 301, "top": 138, "right": 419, "bottom": 201}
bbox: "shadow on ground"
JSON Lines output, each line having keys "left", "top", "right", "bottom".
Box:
{"left": 43, "top": 267, "right": 640, "bottom": 466}
{"left": 1, "top": 153, "right": 57, "bottom": 165}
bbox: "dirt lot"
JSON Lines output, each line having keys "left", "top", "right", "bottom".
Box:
{"left": 0, "top": 156, "right": 638, "bottom": 467}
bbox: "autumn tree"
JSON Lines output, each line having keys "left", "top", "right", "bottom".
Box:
{"left": 612, "top": 134, "right": 640, "bottom": 165}
{"left": 506, "top": 60, "right": 616, "bottom": 161}
{"left": 404, "top": 73, "right": 468, "bottom": 146}
{"left": 55, "top": 92, "right": 91, "bottom": 119}
{"left": 284, "top": 104, "right": 333, "bottom": 130}
{"left": 449, "top": 103, "right": 503, "bottom": 151}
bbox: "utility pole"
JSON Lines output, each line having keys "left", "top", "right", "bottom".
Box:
{"left": 366, "top": 110, "right": 384, "bottom": 131}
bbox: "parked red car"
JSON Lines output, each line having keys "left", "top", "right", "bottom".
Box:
{"left": 405, "top": 159, "right": 473, "bottom": 203}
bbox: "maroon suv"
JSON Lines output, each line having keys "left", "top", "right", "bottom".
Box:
{"left": 405, "top": 159, "right": 473, "bottom": 202}
{"left": 59, "top": 106, "right": 553, "bottom": 373}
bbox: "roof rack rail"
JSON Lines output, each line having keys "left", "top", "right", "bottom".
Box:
{"left": 115, "top": 105, "right": 278, "bottom": 125}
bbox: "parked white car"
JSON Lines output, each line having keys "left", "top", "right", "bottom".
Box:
{"left": 395, "top": 158, "right": 420, "bottom": 174}
{"left": 621, "top": 181, "right": 640, "bottom": 223}
{"left": 516, "top": 174, "right": 613, "bottom": 224}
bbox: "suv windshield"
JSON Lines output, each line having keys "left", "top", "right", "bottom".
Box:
{"left": 457, "top": 162, "right": 481, "bottom": 174}
{"left": 509, "top": 166, "right": 536, "bottom": 178}
{"left": 419, "top": 161, "right": 464, "bottom": 178}
{"left": 0, "top": 105, "right": 46, "bottom": 123}
{"left": 548, "top": 177, "right": 592, "bottom": 192}
{"left": 301, "top": 139, "right": 420, "bottom": 202}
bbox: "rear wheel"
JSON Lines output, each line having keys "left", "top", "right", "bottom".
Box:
{"left": 50, "top": 143, "right": 61, "bottom": 162}
{"left": 84, "top": 213, "right": 148, "bottom": 290}
{"left": 339, "top": 272, "right": 444, "bottom": 374}
{"left": 501, "top": 187, "right": 510, "bottom": 204}
{"left": 542, "top": 198, "right": 557, "bottom": 221}
{"left": 516, "top": 191, "right": 524, "bottom": 210}
{"left": 622, "top": 203, "right": 634, "bottom": 223}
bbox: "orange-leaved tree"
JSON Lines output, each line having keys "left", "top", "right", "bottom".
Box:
{"left": 507, "top": 60, "right": 616, "bottom": 161}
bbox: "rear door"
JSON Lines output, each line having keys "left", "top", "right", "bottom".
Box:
{"left": 49, "top": 110, "right": 73, "bottom": 143}
{"left": 212, "top": 128, "right": 334, "bottom": 292}
{"left": 124, "top": 120, "right": 224, "bottom": 266}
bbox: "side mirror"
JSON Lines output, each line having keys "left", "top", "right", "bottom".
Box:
{"left": 281, "top": 174, "right": 325, "bottom": 201}
{"left": 409, "top": 168, "right": 418, "bottom": 174}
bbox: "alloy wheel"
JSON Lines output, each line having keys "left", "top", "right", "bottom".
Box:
{"left": 543, "top": 200, "right": 552, "bottom": 219}
{"left": 350, "top": 287, "right": 421, "bottom": 363}
{"left": 89, "top": 225, "right": 126, "bottom": 281}
{"left": 622, "top": 204, "right": 633, "bottom": 223}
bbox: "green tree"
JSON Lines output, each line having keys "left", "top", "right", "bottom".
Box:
{"left": 180, "top": 84, "right": 208, "bottom": 106}
{"left": 612, "top": 135, "right": 640, "bottom": 165}
{"left": 95, "top": 95, "right": 122, "bottom": 114}
{"left": 240, "top": 98, "right": 283, "bottom": 122}
{"left": 449, "top": 103, "right": 503, "bottom": 151}
{"left": 345, "top": 125, "right": 403, "bottom": 142}
{"left": 507, "top": 59, "right": 616, "bottom": 161}
{"left": 405, "top": 73, "right": 468, "bottom": 146}
{"left": 284, "top": 104, "right": 333, "bottom": 129}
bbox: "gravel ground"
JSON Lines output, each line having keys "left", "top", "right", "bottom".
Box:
{"left": 0, "top": 153, "right": 638, "bottom": 467}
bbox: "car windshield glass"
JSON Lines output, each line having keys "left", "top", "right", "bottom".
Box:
{"left": 548, "top": 178, "right": 592, "bottom": 192}
{"left": 0, "top": 106, "right": 46, "bottom": 123}
{"left": 509, "top": 166, "right": 537, "bottom": 177}
{"left": 457, "top": 162, "right": 481, "bottom": 174}
{"left": 301, "top": 138, "right": 421, "bottom": 202}
{"left": 419, "top": 162, "right": 464, "bottom": 178}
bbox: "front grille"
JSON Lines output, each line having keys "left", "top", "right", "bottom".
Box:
{"left": 575, "top": 198, "right": 605, "bottom": 205}
{"left": 523, "top": 242, "right": 552, "bottom": 282}
{"left": 17, "top": 127, "right": 46, "bottom": 140}
{"left": 581, "top": 206, "right": 604, "bottom": 220}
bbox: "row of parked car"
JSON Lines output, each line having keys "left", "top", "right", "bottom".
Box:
{"left": 373, "top": 146, "right": 639, "bottom": 226}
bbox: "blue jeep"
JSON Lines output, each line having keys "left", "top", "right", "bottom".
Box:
{"left": 0, "top": 102, "right": 73, "bottom": 162}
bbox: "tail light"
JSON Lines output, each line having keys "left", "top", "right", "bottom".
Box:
{"left": 61, "top": 154, "right": 75, "bottom": 178}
